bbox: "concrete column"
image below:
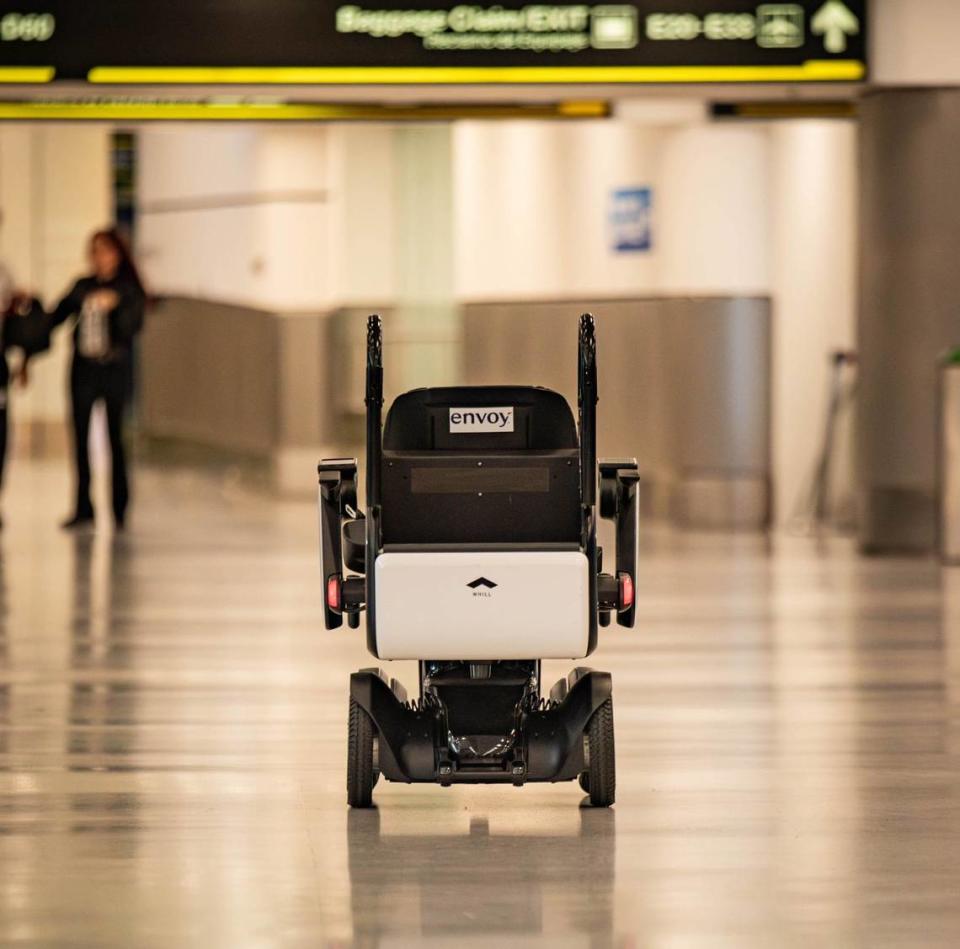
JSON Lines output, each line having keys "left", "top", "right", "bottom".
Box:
{"left": 857, "top": 90, "right": 960, "bottom": 553}
{"left": 326, "top": 124, "right": 397, "bottom": 307}
{"left": 657, "top": 125, "right": 771, "bottom": 295}
{"left": 656, "top": 125, "right": 773, "bottom": 527}
{"left": 769, "top": 121, "right": 858, "bottom": 527}
{"left": 454, "top": 120, "right": 567, "bottom": 300}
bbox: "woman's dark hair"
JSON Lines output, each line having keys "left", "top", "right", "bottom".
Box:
{"left": 90, "top": 227, "right": 145, "bottom": 296}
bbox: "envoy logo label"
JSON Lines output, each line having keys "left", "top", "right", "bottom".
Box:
{"left": 449, "top": 407, "right": 514, "bottom": 433}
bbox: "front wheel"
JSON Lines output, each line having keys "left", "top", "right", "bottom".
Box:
{"left": 583, "top": 697, "right": 616, "bottom": 807}
{"left": 347, "top": 697, "right": 379, "bottom": 808}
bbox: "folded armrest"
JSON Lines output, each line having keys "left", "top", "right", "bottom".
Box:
{"left": 318, "top": 458, "right": 359, "bottom": 630}
{"left": 599, "top": 459, "right": 640, "bottom": 628}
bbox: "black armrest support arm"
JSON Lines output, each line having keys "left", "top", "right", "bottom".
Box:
{"left": 599, "top": 458, "right": 640, "bottom": 628}
{"left": 318, "top": 458, "right": 359, "bottom": 630}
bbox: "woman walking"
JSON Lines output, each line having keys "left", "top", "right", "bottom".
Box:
{"left": 47, "top": 229, "right": 145, "bottom": 530}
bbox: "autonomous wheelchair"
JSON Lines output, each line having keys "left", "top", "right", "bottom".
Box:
{"left": 319, "top": 313, "right": 638, "bottom": 807}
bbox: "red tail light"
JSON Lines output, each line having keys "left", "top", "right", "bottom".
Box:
{"left": 618, "top": 572, "right": 634, "bottom": 610}
{"left": 327, "top": 575, "right": 342, "bottom": 611}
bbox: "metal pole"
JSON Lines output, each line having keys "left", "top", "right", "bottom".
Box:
{"left": 940, "top": 350, "right": 960, "bottom": 564}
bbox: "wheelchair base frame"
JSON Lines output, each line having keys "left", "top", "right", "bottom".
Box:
{"left": 350, "top": 666, "right": 612, "bottom": 786}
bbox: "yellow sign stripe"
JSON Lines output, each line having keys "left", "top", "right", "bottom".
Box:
{"left": 0, "top": 100, "right": 610, "bottom": 122}
{"left": 557, "top": 100, "right": 609, "bottom": 117}
{"left": 88, "top": 60, "right": 865, "bottom": 85}
{"left": 0, "top": 66, "right": 55, "bottom": 83}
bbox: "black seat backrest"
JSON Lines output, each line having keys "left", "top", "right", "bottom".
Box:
{"left": 384, "top": 386, "right": 578, "bottom": 452}
{"left": 381, "top": 386, "right": 582, "bottom": 546}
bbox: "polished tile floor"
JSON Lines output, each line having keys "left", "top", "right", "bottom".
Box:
{"left": 1, "top": 461, "right": 959, "bottom": 947}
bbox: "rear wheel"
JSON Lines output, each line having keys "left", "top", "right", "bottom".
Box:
{"left": 347, "top": 697, "right": 379, "bottom": 808}
{"left": 583, "top": 697, "right": 616, "bottom": 807}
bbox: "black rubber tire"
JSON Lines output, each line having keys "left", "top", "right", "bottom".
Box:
{"left": 584, "top": 698, "right": 616, "bottom": 807}
{"left": 578, "top": 771, "right": 590, "bottom": 793}
{"left": 347, "top": 697, "right": 378, "bottom": 808}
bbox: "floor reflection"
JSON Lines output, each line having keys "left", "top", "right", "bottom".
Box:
{"left": 2, "top": 464, "right": 960, "bottom": 945}
{"left": 347, "top": 807, "right": 616, "bottom": 946}
{"left": 68, "top": 532, "right": 140, "bottom": 769}
{"left": 69, "top": 531, "right": 135, "bottom": 666}
{"left": 0, "top": 551, "right": 7, "bottom": 764}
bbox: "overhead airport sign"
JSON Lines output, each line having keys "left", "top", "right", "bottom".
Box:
{"left": 0, "top": 1, "right": 867, "bottom": 85}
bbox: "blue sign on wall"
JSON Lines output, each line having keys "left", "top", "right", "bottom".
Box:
{"left": 611, "top": 187, "right": 653, "bottom": 253}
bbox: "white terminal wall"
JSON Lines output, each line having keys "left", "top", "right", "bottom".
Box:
{"left": 454, "top": 121, "right": 659, "bottom": 299}
{"left": 451, "top": 117, "right": 854, "bottom": 521}
{"left": 137, "top": 126, "right": 333, "bottom": 311}
{"left": 454, "top": 121, "right": 771, "bottom": 299}
{"left": 138, "top": 124, "right": 405, "bottom": 309}
{"left": 134, "top": 116, "right": 855, "bottom": 525}
{"left": 0, "top": 125, "right": 112, "bottom": 426}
